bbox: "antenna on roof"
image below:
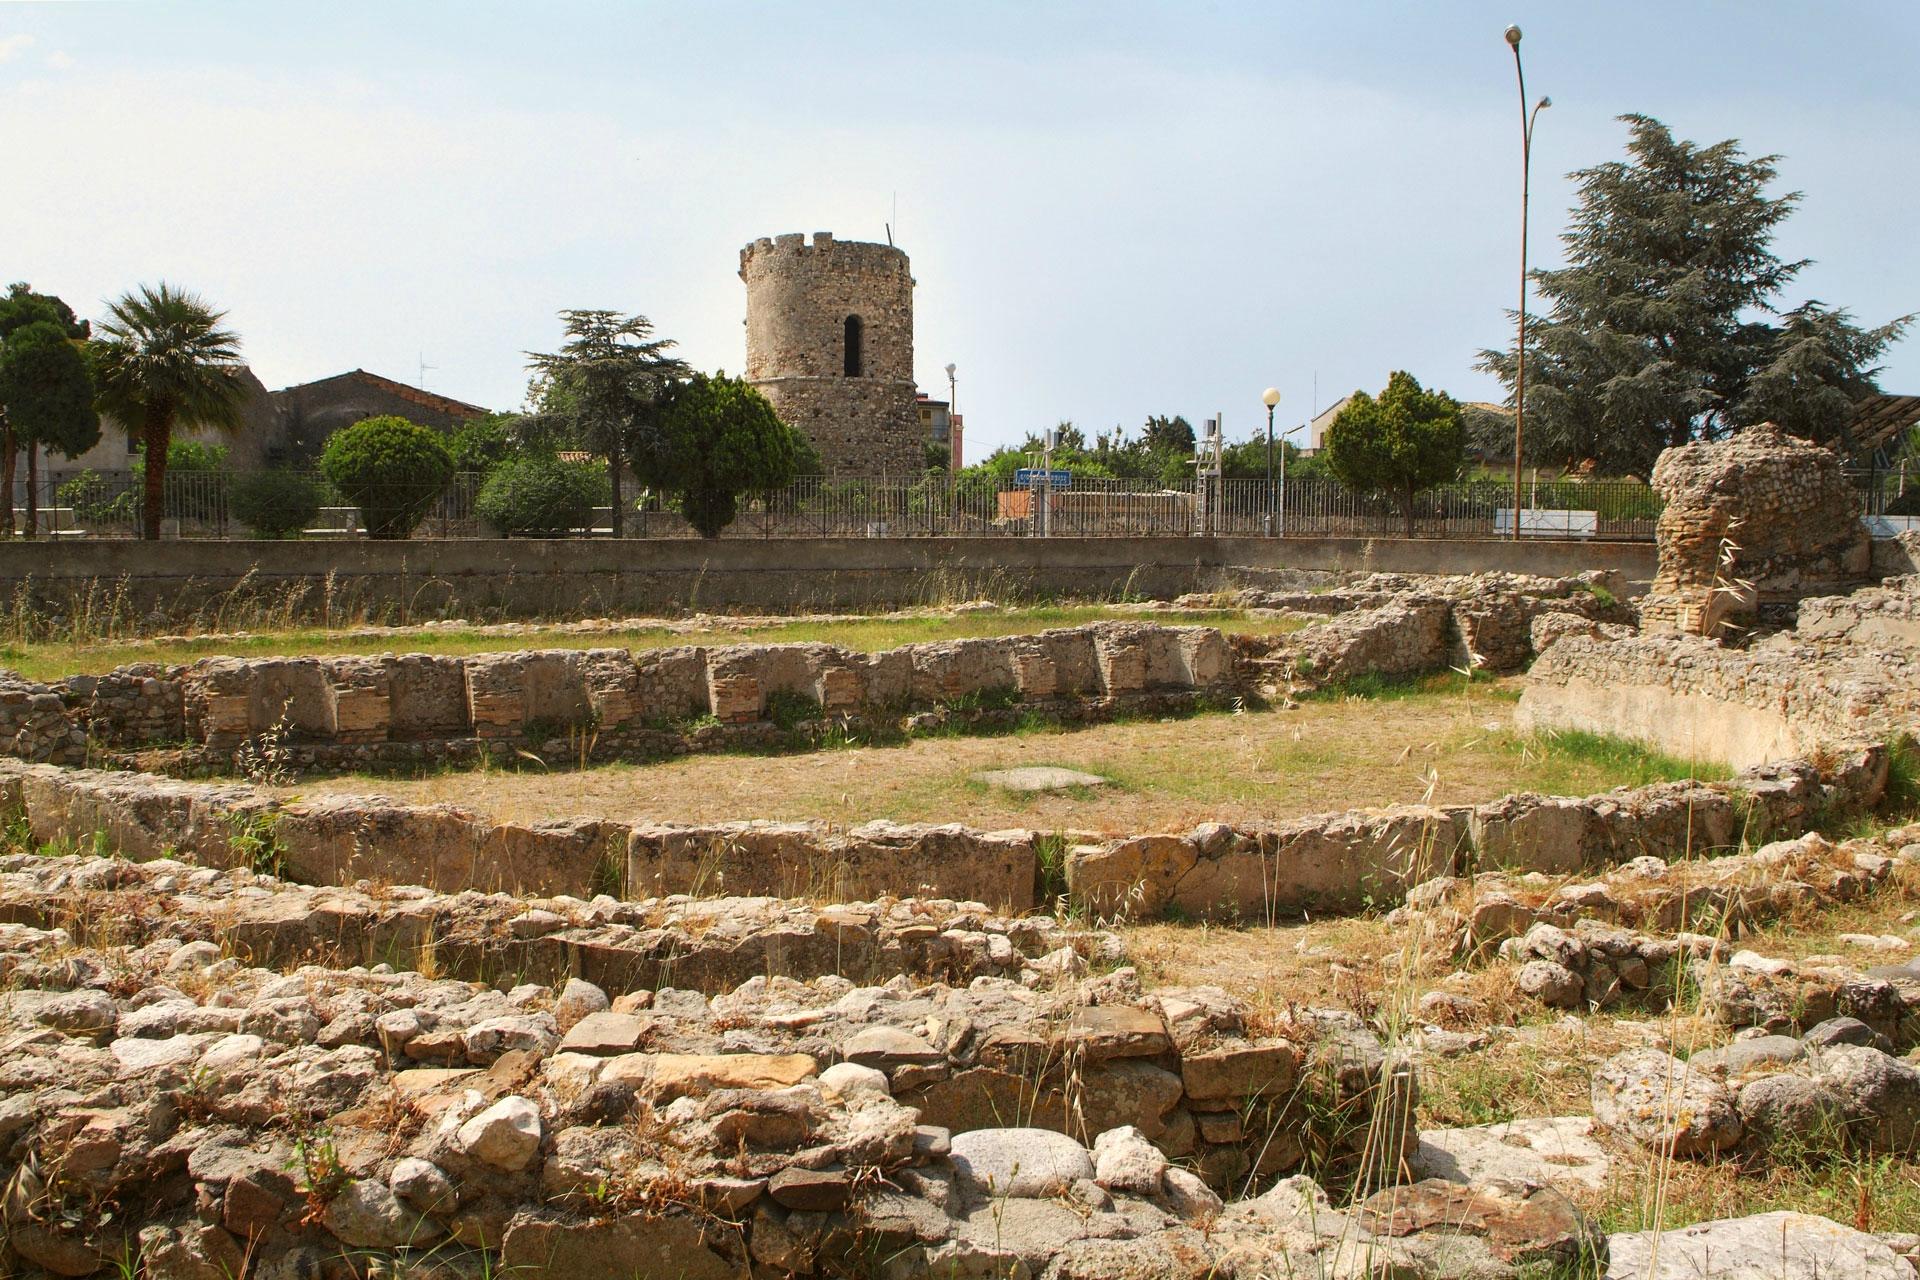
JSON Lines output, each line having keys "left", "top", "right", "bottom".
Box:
{"left": 885, "top": 221, "right": 893, "bottom": 247}
{"left": 417, "top": 352, "right": 437, "bottom": 391}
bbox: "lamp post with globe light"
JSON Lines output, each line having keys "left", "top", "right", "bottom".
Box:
{"left": 944, "top": 362, "right": 958, "bottom": 509}
{"left": 1505, "top": 24, "right": 1550, "bottom": 539}
{"left": 1263, "top": 388, "right": 1281, "bottom": 536}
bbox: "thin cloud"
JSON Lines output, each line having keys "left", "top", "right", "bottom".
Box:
{"left": 0, "top": 34, "right": 36, "bottom": 62}
{"left": 45, "top": 51, "right": 75, "bottom": 72}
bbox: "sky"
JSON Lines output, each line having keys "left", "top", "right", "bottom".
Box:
{"left": 2, "top": 1, "right": 1915, "bottom": 459}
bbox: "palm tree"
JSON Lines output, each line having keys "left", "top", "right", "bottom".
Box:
{"left": 92, "top": 283, "right": 247, "bottom": 539}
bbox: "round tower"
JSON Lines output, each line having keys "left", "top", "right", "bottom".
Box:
{"left": 739, "top": 231, "right": 921, "bottom": 476}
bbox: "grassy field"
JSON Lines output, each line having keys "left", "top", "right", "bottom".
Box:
{"left": 0, "top": 603, "right": 1291, "bottom": 682}
{"left": 274, "top": 676, "right": 1725, "bottom": 833}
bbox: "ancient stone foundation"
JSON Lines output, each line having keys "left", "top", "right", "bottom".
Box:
{"left": 1639, "top": 423, "right": 1870, "bottom": 636}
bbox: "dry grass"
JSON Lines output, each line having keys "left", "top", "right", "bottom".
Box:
{"left": 271, "top": 682, "right": 1704, "bottom": 833}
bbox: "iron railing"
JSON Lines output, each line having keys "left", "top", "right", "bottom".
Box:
{"left": 19, "top": 465, "right": 1906, "bottom": 543}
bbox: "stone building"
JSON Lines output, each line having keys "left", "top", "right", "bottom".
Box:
{"left": 51, "top": 368, "right": 489, "bottom": 478}
{"left": 272, "top": 369, "right": 491, "bottom": 464}
{"left": 740, "top": 231, "right": 923, "bottom": 476}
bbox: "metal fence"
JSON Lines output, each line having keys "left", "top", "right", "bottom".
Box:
{"left": 3, "top": 467, "right": 1685, "bottom": 541}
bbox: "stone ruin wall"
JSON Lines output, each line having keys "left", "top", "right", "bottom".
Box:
{"left": 740, "top": 231, "right": 922, "bottom": 477}
{"left": 1519, "top": 624, "right": 1920, "bottom": 771}
{"left": 0, "top": 732, "right": 1882, "bottom": 923}
{"left": 1640, "top": 423, "right": 1870, "bottom": 637}
{"left": 0, "top": 622, "right": 1235, "bottom": 774}
{"left": 0, "top": 575, "right": 1634, "bottom": 776}
{"left": 0, "top": 850, "right": 1474, "bottom": 1279}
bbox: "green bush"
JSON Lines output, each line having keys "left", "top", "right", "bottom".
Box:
{"left": 319, "top": 416, "right": 454, "bottom": 539}
{"left": 230, "top": 469, "right": 323, "bottom": 539}
{"left": 447, "top": 412, "right": 518, "bottom": 476}
{"left": 474, "top": 454, "right": 604, "bottom": 536}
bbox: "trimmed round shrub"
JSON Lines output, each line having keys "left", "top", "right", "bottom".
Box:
{"left": 474, "top": 455, "right": 604, "bottom": 536}
{"left": 319, "top": 415, "right": 454, "bottom": 539}
{"left": 230, "top": 469, "right": 323, "bottom": 539}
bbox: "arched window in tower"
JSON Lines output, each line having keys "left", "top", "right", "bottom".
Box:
{"left": 843, "top": 315, "right": 864, "bottom": 377}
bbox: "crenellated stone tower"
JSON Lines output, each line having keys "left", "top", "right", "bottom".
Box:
{"left": 740, "top": 231, "right": 921, "bottom": 476}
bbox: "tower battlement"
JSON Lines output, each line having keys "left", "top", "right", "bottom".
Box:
{"left": 739, "top": 231, "right": 921, "bottom": 476}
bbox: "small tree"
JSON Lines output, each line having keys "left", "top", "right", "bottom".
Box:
{"left": 230, "top": 469, "right": 323, "bottom": 539}
{"left": 320, "top": 416, "right": 454, "bottom": 539}
{"left": 641, "top": 373, "right": 800, "bottom": 538}
{"left": 527, "top": 310, "right": 689, "bottom": 537}
{"left": 474, "top": 454, "right": 605, "bottom": 536}
{"left": 91, "top": 283, "right": 249, "bottom": 540}
{"left": 446, "top": 412, "right": 520, "bottom": 476}
{"left": 0, "top": 285, "right": 91, "bottom": 538}
{"left": 1324, "top": 371, "right": 1466, "bottom": 537}
{"left": 1478, "top": 115, "right": 1911, "bottom": 473}
{"left": 0, "top": 320, "right": 99, "bottom": 537}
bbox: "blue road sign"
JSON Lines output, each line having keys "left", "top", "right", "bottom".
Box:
{"left": 1015, "top": 469, "right": 1073, "bottom": 489}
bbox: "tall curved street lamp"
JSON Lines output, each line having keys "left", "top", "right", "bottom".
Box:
{"left": 1506, "top": 24, "right": 1549, "bottom": 539}
{"left": 1263, "top": 387, "right": 1281, "bottom": 535}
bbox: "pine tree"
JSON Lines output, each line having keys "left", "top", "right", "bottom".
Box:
{"left": 1478, "top": 115, "right": 1910, "bottom": 476}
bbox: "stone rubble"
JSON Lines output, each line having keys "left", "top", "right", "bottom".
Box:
{"left": 0, "top": 854, "right": 1508, "bottom": 1280}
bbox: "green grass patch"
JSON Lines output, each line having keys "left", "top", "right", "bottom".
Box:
{"left": 1503, "top": 728, "right": 1728, "bottom": 793}
{"left": 1301, "top": 669, "right": 1513, "bottom": 703}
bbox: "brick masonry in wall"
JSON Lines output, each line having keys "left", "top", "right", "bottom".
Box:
{"left": 1640, "top": 423, "right": 1870, "bottom": 636}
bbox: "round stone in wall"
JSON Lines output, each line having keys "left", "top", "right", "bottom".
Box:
{"left": 971, "top": 766, "right": 1111, "bottom": 793}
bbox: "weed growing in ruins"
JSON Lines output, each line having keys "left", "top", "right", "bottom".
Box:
{"left": 1579, "top": 580, "right": 1619, "bottom": 609}
{"left": 287, "top": 1127, "right": 349, "bottom": 1224}
{"left": 941, "top": 684, "right": 1021, "bottom": 714}
{"left": 765, "top": 688, "right": 824, "bottom": 731}
{"left": 233, "top": 712, "right": 296, "bottom": 786}
{"left": 588, "top": 833, "right": 626, "bottom": 899}
{"left": 225, "top": 809, "right": 285, "bottom": 879}
{"left": 1880, "top": 735, "right": 1920, "bottom": 819}
{"left": 1033, "top": 833, "right": 1070, "bottom": 907}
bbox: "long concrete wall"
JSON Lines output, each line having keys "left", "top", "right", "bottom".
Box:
{"left": 0, "top": 535, "right": 1658, "bottom": 621}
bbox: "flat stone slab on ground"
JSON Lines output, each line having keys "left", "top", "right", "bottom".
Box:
{"left": 1606, "top": 1209, "right": 1917, "bottom": 1279}
{"left": 1409, "top": 1115, "right": 1613, "bottom": 1196}
{"left": 970, "top": 766, "right": 1111, "bottom": 793}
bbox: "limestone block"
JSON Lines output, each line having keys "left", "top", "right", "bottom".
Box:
{"left": 579, "top": 648, "right": 642, "bottom": 730}
{"left": 519, "top": 651, "right": 594, "bottom": 732}
{"left": 1471, "top": 794, "right": 1597, "bottom": 873}
{"left": 476, "top": 819, "right": 628, "bottom": 898}
{"left": 277, "top": 797, "right": 489, "bottom": 889}
{"left": 1065, "top": 834, "right": 1198, "bottom": 918}
{"left": 386, "top": 654, "right": 471, "bottom": 740}
{"left": 1039, "top": 628, "right": 1102, "bottom": 694}
{"left": 908, "top": 637, "right": 1021, "bottom": 704}
{"left": 858, "top": 647, "right": 913, "bottom": 708}
{"left": 1606, "top": 1210, "right": 1916, "bottom": 1280}
{"left": 817, "top": 664, "right": 864, "bottom": 712}
{"left": 324, "top": 658, "right": 392, "bottom": 745}
{"left": 1166, "top": 807, "right": 1465, "bottom": 921}
{"left": 632, "top": 646, "right": 708, "bottom": 723}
